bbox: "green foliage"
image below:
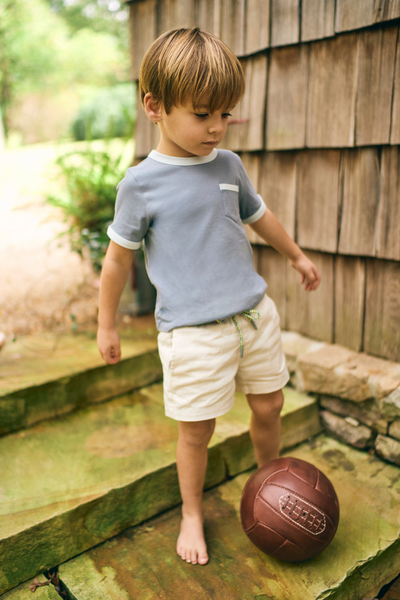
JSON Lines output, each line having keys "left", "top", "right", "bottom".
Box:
{"left": 0, "top": 0, "right": 65, "bottom": 114}
{"left": 0, "top": 0, "right": 129, "bottom": 134}
{"left": 46, "top": 0, "right": 129, "bottom": 53}
{"left": 72, "top": 84, "right": 136, "bottom": 141}
{"left": 47, "top": 144, "right": 128, "bottom": 271}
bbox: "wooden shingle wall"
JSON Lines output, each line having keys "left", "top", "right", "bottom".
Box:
{"left": 128, "top": 0, "right": 400, "bottom": 362}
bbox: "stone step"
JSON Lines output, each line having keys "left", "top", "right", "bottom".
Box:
{"left": 0, "top": 383, "right": 321, "bottom": 595}
{"left": 3, "top": 435, "right": 399, "bottom": 600}
{"left": 0, "top": 327, "right": 161, "bottom": 435}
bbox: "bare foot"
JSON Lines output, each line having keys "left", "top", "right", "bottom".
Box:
{"left": 176, "top": 511, "right": 208, "bottom": 565}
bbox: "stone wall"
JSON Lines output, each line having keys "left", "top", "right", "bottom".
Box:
{"left": 282, "top": 331, "right": 400, "bottom": 466}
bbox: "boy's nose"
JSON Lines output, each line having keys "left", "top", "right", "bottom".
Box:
{"left": 208, "top": 120, "right": 223, "bottom": 134}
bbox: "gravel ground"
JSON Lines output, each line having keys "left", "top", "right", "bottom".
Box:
{"left": 0, "top": 142, "right": 106, "bottom": 341}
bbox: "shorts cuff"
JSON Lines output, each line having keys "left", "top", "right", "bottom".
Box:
{"left": 236, "top": 369, "right": 290, "bottom": 396}
{"left": 165, "top": 398, "right": 235, "bottom": 422}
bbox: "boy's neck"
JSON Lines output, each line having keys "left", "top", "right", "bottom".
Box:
{"left": 156, "top": 139, "right": 198, "bottom": 158}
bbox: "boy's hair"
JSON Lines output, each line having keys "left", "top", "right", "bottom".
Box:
{"left": 139, "top": 27, "right": 245, "bottom": 114}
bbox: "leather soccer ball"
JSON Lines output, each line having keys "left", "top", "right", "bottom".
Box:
{"left": 240, "top": 457, "right": 340, "bottom": 562}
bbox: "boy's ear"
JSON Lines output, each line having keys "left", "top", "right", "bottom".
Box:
{"left": 144, "top": 93, "right": 163, "bottom": 123}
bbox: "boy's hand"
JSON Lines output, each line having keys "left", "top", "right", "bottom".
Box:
{"left": 97, "top": 326, "right": 121, "bottom": 364}
{"left": 290, "top": 253, "right": 321, "bottom": 292}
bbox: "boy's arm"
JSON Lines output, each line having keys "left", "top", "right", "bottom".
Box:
{"left": 97, "top": 240, "right": 134, "bottom": 364}
{"left": 249, "top": 208, "right": 321, "bottom": 291}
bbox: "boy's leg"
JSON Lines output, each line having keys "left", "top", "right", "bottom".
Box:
{"left": 176, "top": 418, "right": 216, "bottom": 565}
{"left": 246, "top": 389, "right": 284, "bottom": 467}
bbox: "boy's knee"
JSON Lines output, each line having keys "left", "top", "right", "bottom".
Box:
{"left": 247, "top": 390, "right": 284, "bottom": 421}
{"left": 178, "top": 419, "right": 215, "bottom": 447}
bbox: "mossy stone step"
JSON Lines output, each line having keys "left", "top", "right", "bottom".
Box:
{"left": 0, "top": 329, "right": 161, "bottom": 435}
{"left": 4, "top": 436, "right": 399, "bottom": 600}
{"left": 0, "top": 383, "right": 320, "bottom": 594}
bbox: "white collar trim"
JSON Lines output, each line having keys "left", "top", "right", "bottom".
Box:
{"left": 148, "top": 149, "right": 218, "bottom": 166}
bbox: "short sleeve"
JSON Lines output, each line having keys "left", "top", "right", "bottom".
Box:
{"left": 107, "top": 171, "right": 150, "bottom": 250}
{"left": 235, "top": 156, "right": 266, "bottom": 224}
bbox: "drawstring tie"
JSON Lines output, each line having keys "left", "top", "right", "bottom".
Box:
{"left": 217, "top": 309, "right": 261, "bottom": 358}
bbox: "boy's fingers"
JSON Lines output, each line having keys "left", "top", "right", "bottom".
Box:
{"left": 102, "top": 345, "right": 121, "bottom": 364}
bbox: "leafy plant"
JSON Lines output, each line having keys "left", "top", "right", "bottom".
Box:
{"left": 47, "top": 144, "right": 128, "bottom": 271}
{"left": 72, "top": 84, "right": 136, "bottom": 141}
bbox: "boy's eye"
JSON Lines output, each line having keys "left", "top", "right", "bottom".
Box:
{"left": 195, "top": 113, "right": 208, "bottom": 118}
{"left": 222, "top": 113, "right": 233, "bottom": 118}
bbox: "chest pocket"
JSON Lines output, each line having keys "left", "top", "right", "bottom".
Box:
{"left": 219, "top": 183, "right": 240, "bottom": 223}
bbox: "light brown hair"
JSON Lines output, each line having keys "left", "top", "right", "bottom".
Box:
{"left": 139, "top": 27, "right": 245, "bottom": 113}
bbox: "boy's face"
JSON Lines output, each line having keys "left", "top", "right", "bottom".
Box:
{"left": 148, "top": 97, "right": 233, "bottom": 157}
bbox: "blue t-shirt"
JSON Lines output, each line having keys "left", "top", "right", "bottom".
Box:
{"left": 108, "top": 148, "right": 267, "bottom": 332}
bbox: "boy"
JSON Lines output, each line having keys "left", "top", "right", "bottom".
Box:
{"left": 97, "top": 27, "right": 320, "bottom": 567}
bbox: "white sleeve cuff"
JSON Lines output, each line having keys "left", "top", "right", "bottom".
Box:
{"left": 107, "top": 226, "right": 142, "bottom": 250}
{"left": 241, "top": 196, "right": 266, "bottom": 224}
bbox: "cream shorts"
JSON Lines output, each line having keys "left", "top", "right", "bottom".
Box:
{"left": 157, "top": 294, "right": 289, "bottom": 422}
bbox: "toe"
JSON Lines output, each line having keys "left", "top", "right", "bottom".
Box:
{"left": 178, "top": 549, "right": 185, "bottom": 561}
{"left": 198, "top": 553, "right": 209, "bottom": 565}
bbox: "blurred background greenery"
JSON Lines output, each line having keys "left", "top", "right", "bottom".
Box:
{"left": 0, "top": 0, "right": 135, "bottom": 146}
{"left": 0, "top": 0, "right": 155, "bottom": 330}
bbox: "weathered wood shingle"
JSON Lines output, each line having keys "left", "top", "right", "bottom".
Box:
{"left": 334, "top": 256, "right": 366, "bottom": 351}
{"left": 128, "top": 0, "right": 400, "bottom": 361}
{"left": 296, "top": 150, "right": 340, "bottom": 253}
{"left": 390, "top": 32, "right": 400, "bottom": 143}
{"left": 130, "top": 0, "right": 157, "bottom": 81}
{"left": 306, "top": 33, "right": 359, "bottom": 148}
{"left": 335, "top": 0, "right": 376, "bottom": 32}
{"left": 355, "top": 26, "right": 398, "bottom": 146}
{"left": 245, "top": 0, "right": 270, "bottom": 54}
{"left": 365, "top": 259, "right": 400, "bottom": 361}
{"left": 259, "top": 152, "right": 296, "bottom": 240}
{"left": 375, "top": 146, "right": 400, "bottom": 260}
{"left": 301, "top": 0, "right": 335, "bottom": 42}
{"left": 157, "top": 0, "right": 197, "bottom": 34}
{"left": 338, "top": 148, "right": 380, "bottom": 256}
{"left": 266, "top": 45, "right": 308, "bottom": 150}
{"left": 220, "top": 54, "right": 267, "bottom": 152}
{"left": 270, "top": 0, "right": 300, "bottom": 47}
{"left": 285, "top": 251, "right": 334, "bottom": 342}
{"left": 220, "top": 0, "right": 246, "bottom": 56}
